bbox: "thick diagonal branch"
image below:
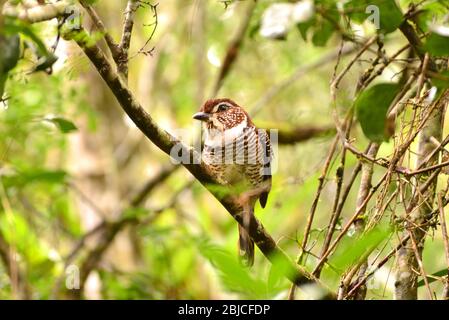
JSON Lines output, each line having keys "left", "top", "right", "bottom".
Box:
{"left": 60, "top": 26, "right": 331, "bottom": 297}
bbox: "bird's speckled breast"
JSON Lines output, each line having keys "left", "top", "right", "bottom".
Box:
{"left": 202, "top": 126, "right": 271, "bottom": 186}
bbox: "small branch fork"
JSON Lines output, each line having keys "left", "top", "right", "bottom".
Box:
{"left": 118, "top": 0, "right": 140, "bottom": 76}
{"left": 79, "top": 0, "right": 157, "bottom": 80}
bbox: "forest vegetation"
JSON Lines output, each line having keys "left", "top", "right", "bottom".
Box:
{"left": 1, "top": 0, "right": 449, "bottom": 300}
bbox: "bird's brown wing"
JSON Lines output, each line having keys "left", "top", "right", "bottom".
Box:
{"left": 257, "top": 129, "right": 272, "bottom": 208}
{"left": 259, "top": 131, "right": 273, "bottom": 208}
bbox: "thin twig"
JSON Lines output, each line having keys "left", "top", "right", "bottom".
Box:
{"left": 437, "top": 193, "right": 449, "bottom": 299}
{"left": 345, "top": 235, "right": 411, "bottom": 299}
{"left": 408, "top": 231, "right": 433, "bottom": 299}
{"left": 79, "top": 0, "right": 122, "bottom": 63}
{"left": 117, "top": 0, "right": 139, "bottom": 78}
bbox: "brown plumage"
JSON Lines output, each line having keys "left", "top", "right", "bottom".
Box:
{"left": 193, "top": 98, "right": 272, "bottom": 266}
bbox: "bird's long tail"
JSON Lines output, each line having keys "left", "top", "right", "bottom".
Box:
{"left": 238, "top": 204, "right": 254, "bottom": 266}
{"left": 238, "top": 225, "right": 254, "bottom": 266}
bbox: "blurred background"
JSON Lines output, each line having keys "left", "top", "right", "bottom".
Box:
{"left": 1, "top": 0, "right": 449, "bottom": 299}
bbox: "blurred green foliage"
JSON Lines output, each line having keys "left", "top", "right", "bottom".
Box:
{"left": 0, "top": 0, "right": 448, "bottom": 300}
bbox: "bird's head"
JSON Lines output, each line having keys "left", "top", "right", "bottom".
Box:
{"left": 193, "top": 98, "right": 252, "bottom": 131}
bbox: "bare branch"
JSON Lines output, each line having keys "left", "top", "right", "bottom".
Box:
{"left": 275, "top": 125, "right": 335, "bottom": 145}
{"left": 117, "top": 0, "right": 140, "bottom": 78}
{"left": 437, "top": 194, "right": 449, "bottom": 299}
{"left": 338, "top": 143, "right": 379, "bottom": 300}
{"left": 79, "top": 0, "right": 122, "bottom": 64}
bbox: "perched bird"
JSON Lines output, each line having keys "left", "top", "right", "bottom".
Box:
{"left": 193, "top": 98, "right": 272, "bottom": 266}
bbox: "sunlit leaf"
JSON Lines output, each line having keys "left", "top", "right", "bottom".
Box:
{"left": 328, "top": 225, "right": 392, "bottom": 273}
{"left": 197, "top": 239, "right": 268, "bottom": 298}
{"left": 416, "top": 2, "right": 449, "bottom": 32}
{"left": 267, "top": 251, "right": 296, "bottom": 294}
{"left": 0, "top": 213, "right": 52, "bottom": 266}
{"left": 2, "top": 168, "right": 67, "bottom": 187}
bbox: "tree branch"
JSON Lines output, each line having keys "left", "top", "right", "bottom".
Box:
{"left": 117, "top": 0, "right": 139, "bottom": 78}
{"left": 395, "top": 94, "right": 446, "bottom": 299}
{"left": 2, "top": 0, "right": 71, "bottom": 23}
{"left": 394, "top": 10, "right": 446, "bottom": 299}
{"left": 59, "top": 26, "right": 332, "bottom": 298}
{"left": 79, "top": 0, "right": 122, "bottom": 65}
{"left": 338, "top": 143, "right": 379, "bottom": 300}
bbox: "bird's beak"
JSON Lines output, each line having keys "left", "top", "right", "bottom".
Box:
{"left": 193, "top": 112, "right": 210, "bottom": 121}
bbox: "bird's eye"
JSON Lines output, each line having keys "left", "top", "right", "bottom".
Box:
{"left": 217, "top": 104, "right": 229, "bottom": 112}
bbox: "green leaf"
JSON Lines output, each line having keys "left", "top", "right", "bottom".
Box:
{"left": 431, "top": 70, "right": 449, "bottom": 89}
{"left": 416, "top": 1, "right": 449, "bottom": 32}
{"left": 267, "top": 252, "right": 296, "bottom": 294}
{"left": 4, "top": 18, "right": 49, "bottom": 57}
{"left": 376, "top": 0, "right": 403, "bottom": 33}
{"left": 297, "top": 1, "right": 337, "bottom": 44}
{"left": 249, "top": 21, "right": 261, "bottom": 39}
{"left": 424, "top": 28, "right": 449, "bottom": 56}
{"left": 329, "top": 225, "right": 392, "bottom": 273}
{"left": 417, "top": 268, "right": 448, "bottom": 287}
{"left": 345, "top": 0, "right": 403, "bottom": 34}
{"left": 46, "top": 117, "right": 78, "bottom": 133}
{"left": 2, "top": 168, "right": 67, "bottom": 187}
{"left": 297, "top": 17, "right": 316, "bottom": 41}
{"left": 355, "top": 83, "right": 400, "bottom": 142}
{"left": 197, "top": 239, "right": 267, "bottom": 298}
{"left": 4, "top": 18, "right": 59, "bottom": 73}
{"left": 122, "top": 207, "right": 149, "bottom": 221}
{"left": 312, "top": 19, "right": 334, "bottom": 46}
{"left": 0, "top": 213, "right": 51, "bottom": 265}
